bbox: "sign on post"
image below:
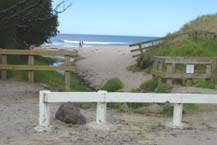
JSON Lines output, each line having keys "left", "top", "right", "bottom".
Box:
{"left": 186, "top": 64, "right": 194, "bottom": 74}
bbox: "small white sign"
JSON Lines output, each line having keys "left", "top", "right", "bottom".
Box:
{"left": 186, "top": 64, "right": 194, "bottom": 74}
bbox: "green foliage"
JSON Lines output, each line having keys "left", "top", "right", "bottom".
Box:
{"left": 144, "top": 39, "right": 217, "bottom": 59}
{"left": 127, "top": 64, "right": 142, "bottom": 72}
{"left": 7, "top": 56, "right": 90, "bottom": 92}
{"left": 180, "top": 14, "right": 217, "bottom": 33}
{"left": 154, "top": 84, "right": 170, "bottom": 93}
{"left": 0, "top": 0, "right": 58, "bottom": 49}
{"left": 193, "top": 79, "right": 217, "bottom": 89}
{"left": 140, "top": 79, "right": 158, "bottom": 92}
{"left": 140, "top": 79, "right": 171, "bottom": 93}
{"left": 102, "top": 78, "right": 123, "bottom": 92}
{"left": 140, "top": 14, "right": 217, "bottom": 70}
{"left": 184, "top": 104, "right": 200, "bottom": 113}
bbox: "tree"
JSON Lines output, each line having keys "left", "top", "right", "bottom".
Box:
{"left": 0, "top": 0, "right": 70, "bottom": 49}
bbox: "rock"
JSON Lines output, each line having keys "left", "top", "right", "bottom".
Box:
{"left": 146, "top": 104, "right": 163, "bottom": 113}
{"left": 120, "top": 103, "right": 129, "bottom": 112}
{"left": 206, "top": 122, "right": 217, "bottom": 129}
{"left": 55, "top": 103, "right": 86, "bottom": 125}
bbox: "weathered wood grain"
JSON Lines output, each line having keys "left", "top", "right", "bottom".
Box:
{"left": 0, "top": 65, "right": 76, "bottom": 71}
{"left": 0, "top": 49, "right": 78, "bottom": 57}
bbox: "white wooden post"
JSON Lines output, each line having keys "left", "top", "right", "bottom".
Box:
{"left": 172, "top": 103, "right": 183, "bottom": 128}
{"left": 96, "top": 90, "right": 107, "bottom": 125}
{"left": 35, "top": 90, "right": 51, "bottom": 131}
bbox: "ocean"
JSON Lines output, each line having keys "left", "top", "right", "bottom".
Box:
{"left": 45, "top": 34, "right": 159, "bottom": 47}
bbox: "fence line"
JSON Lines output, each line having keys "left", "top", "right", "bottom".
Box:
{"left": 152, "top": 56, "right": 217, "bottom": 87}
{"left": 129, "top": 31, "right": 217, "bottom": 65}
{"left": 35, "top": 90, "right": 217, "bottom": 131}
{"left": 0, "top": 49, "right": 77, "bottom": 91}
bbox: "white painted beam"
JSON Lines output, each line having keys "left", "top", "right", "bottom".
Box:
{"left": 45, "top": 92, "right": 217, "bottom": 104}
{"left": 45, "top": 92, "right": 102, "bottom": 103}
{"left": 35, "top": 90, "right": 217, "bottom": 131}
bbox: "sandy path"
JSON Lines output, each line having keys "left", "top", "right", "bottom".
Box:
{"left": 1, "top": 80, "right": 217, "bottom": 144}
{"left": 76, "top": 46, "right": 152, "bottom": 91}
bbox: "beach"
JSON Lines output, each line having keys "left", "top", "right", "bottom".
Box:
{"left": 1, "top": 80, "right": 217, "bottom": 145}
{"left": 76, "top": 45, "right": 151, "bottom": 91}
{"left": 1, "top": 45, "right": 217, "bottom": 145}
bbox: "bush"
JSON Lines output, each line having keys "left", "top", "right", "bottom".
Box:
{"left": 127, "top": 64, "right": 142, "bottom": 72}
{"left": 140, "top": 79, "right": 158, "bottom": 92}
{"left": 154, "top": 84, "right": 171, "bottom": 93}
{"left": 102, "top": 78, "right": 123, "bottom": 92}
{"left": 193, "top": 79, "right": 217, "bottom": 89}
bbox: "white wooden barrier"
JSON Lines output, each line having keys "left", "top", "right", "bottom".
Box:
{"left": 35, "top": 90, "right": 217, "bottom": 131}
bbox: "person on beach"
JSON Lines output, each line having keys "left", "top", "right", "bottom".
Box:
{"left": 79, "top": 40, "right": 84, "bottom": 48}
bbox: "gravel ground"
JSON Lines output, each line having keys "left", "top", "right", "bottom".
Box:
{"left": 1, "top": 80, "right": 217, "bottom": 145}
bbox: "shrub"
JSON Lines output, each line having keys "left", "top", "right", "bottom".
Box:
{"left": 127, "top": 64, "right": 142, "bottom": 72}
{"left": 140, "top": 79, "right": 158, "bottom": 92}
{"left": 102, "top": 78, "right": 123, "bottom": 92}
{"left": 154, "top": 84, "right": 171, "bottom": 93}
{"left": 193, "top": 79, "right": 217, "bottom": 89}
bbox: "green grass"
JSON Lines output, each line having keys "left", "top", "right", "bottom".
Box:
{"left": 193, "top": 79, "right": 217, "bottom": 89}
{"left": 180, "top": 14, "right": 217, "bottom": 33}
{"left": 127, "top": 64, "right": 142, "bottom": 72}
{"left": 139, "top": 78, "right": 171, "bottom": 93}
{"left": 154, "top": 84, "right": 171, "bottom": 93}
{"left": 6, "top": 55, "right": 90, "bottom": 92}
{"left": 139, "top": 79, "right": 158, "bottom": 92}
{"left": 102, "top": 78, "right": 123, "bottom": 92}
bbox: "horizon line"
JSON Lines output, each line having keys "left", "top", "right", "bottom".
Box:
{"left": 57, "top": 32, "right": 163, "bottom": 38}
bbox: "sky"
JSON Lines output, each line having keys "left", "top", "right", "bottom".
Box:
{"left": 53, "top": 0, "right": 217, "bottom": 37}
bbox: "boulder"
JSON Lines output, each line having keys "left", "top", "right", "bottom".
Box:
{"left": 55, "top": 103, "right": 86, "bottom": 125}
{"left": 146, "top": 104, "right": 163, "bottom": 113}
{"left": 120, "top": 103, "right": 129, "bottom": 112}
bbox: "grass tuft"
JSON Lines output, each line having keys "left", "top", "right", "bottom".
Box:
{"left": 127, "top": 64, "right": 142, "bottom": 72}
{"left": 102, "top": 78, "right": 123, "bottom": 92}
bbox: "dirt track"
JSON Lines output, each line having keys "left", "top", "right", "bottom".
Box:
{"left": 1, "top": 80, "right": 217, "bottom": 145}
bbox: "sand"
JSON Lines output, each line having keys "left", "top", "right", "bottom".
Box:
{"left": 2, "top": 46, "right": 217, "bottom": 144}
{"left": 76, "top": 46, "right": 152, "bottom": 91}
{"left": 1, "top": 80, "right": 217, "bottom": 145}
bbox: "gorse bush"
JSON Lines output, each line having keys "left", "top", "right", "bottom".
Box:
{"left": 102, "top": 78, "right": 123, "bottom": 92}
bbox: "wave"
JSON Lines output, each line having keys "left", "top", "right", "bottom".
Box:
{"left": 62, "top": 39, "right": 128, "bottom": 45}
{"left": 62, "top": 40, "right": 80, "bottom": 43}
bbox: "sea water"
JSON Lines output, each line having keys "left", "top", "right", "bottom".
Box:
{"left": 45, "top": 34, "right": 158, "bottom": 47}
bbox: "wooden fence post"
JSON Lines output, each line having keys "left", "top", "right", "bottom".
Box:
{"left": 1, "top": 55, "right": 7, "bottom": 80}
{"left": 139, "top": 44, "right": 144, "bottom": 67}
{"left": 158, "top": 62, "right": 163, "bottom": 86}
{"left": 64, "top": 55, "right": 71, "bottom": 91}
{"left": 28, "top": 55, "right": 34, "bottom": 82}
{"left": 182, "top": 64, "right": 186, "bottom": 85}
{"left": 166, "top": 63, "right": 175, "bottom": 87}
{"left": 211, "top": 59, "right": 217, "bottom": 81}
{"left": 206, "top": 64, "right": 212, "bottom": 78}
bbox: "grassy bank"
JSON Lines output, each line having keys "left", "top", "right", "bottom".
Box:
{"left": 7, "top": 55, "right": 90, "bottom": 92}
